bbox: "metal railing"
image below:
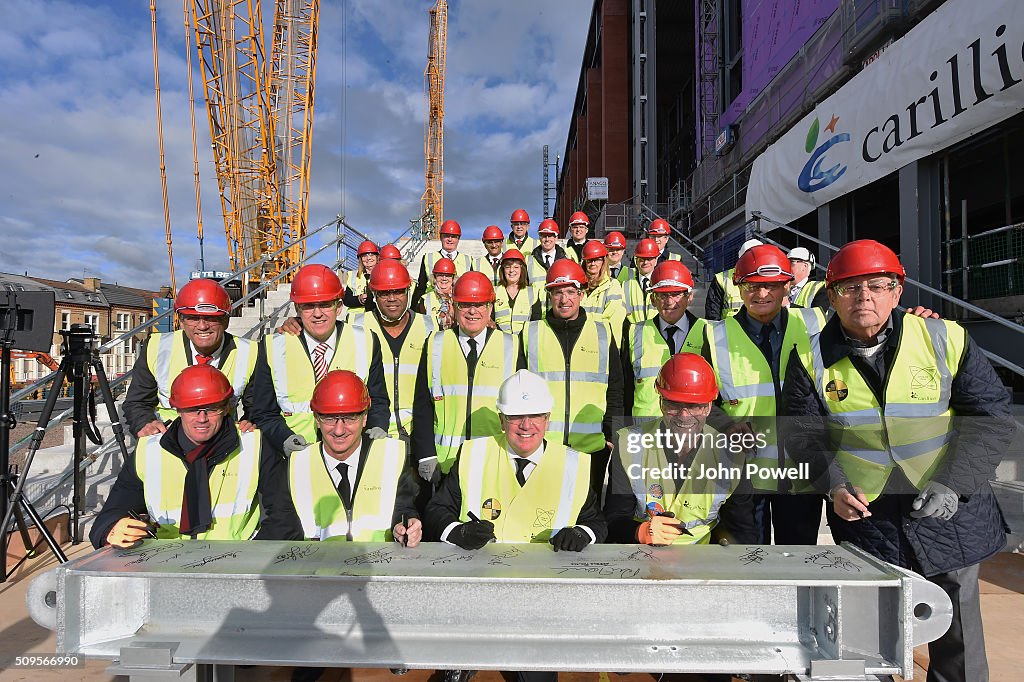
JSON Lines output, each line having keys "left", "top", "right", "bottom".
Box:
{"left": 752, "top": 211, "right": 1024, "bottom": 378}
{"left": 943, "top": 221, "right": 1024, "bottom": 301}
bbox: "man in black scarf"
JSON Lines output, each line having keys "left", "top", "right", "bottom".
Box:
{"left": 90, "top": 365, "right": 301, "bottom": 548}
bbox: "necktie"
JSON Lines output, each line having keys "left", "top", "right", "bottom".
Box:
{"left": 336, "top": 462, "right": 352, "bottom": 509}
{"left": 195, "top": 353, "right": 213, "bottom": 365}
{"left": 664, "top": 325, "right": 679, "bottom": 355}
{"left": 758, "top": 325, "right": 774, "bottom": 364}
{"left": 641, "top": 277, "right": 650, "bottom": 291}
{"left": 514, "top": 457, "right": 531, "bottom": 486}
{"left": 544, "top": 254, "right": 551, "bottom": 269}
{"left": 466, "top": 337, "right": 479, "bottom": 372}
{"left": 312, "top": 342, "right": 330, "bottom": 382}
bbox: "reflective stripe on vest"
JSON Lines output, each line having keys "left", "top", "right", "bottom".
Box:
{"left": 629, "top": 320, "right": 672, "bottom": 419}
{"left": 715, "top": 269, "right": 743, "bottom": 317}
{"left": 794, "top": 280, "right": 826, "bottom": 308}
{"left": 706, "top": 311, "right": 815, "bottom": 491}
{"left": 362, "top": 312, "right": 434, "bottom": 438}
{"left": 266, "top": 325, "right": 372, "bottom": 443}
{"left": 137, "top": 429, "right": 260, "bottom": 540}
{"left": 288, "top": 439, "right": 404, "bottom": 541}
{"left": 623, "top": 277, "right": 656, "bottom": 324}
{"left": 805, "top": 315, "right": 965, "bottom": 501}
{"left": 428, "top": 330, "right": 518, "bottom": 472}
{"left": 494, "top": 285, "right": 537, "bottom": 335}
{"left": 459, "top": 436, "right": 590, "bottom": 543}
{"left": 474, "top": 255, "right": 503, "bottom": 284}
{"left": 616, "top": 420, "right": 742, "bottom": 544}
{"left": 424, "top": 251, "right": 473, "bottom": 278}
{"left": 148, "top": 331, "right": 256, "bottom": 422}
{"left": 580, "top": 278, "right": 626, "bottom": 344}
{"left": 524, "top": 319, "right": 609, "bottom": 453}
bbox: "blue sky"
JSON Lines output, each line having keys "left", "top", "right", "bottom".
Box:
{"left": 0, "top": 0, "right": 592, "bottom": 289}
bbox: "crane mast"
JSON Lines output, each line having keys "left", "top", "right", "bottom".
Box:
{"left": 421, "top": 0, "right": 447, "bottom": 238}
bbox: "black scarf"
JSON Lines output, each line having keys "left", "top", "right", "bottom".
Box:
{"left": 163, "top": 419, "right": 240, "bottom": 536}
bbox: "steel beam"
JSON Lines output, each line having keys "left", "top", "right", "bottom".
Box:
{"left": 29, "top": 541, "right": 951, "bottom": 679}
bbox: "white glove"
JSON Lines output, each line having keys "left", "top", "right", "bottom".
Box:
{"left": 283, "top": 434, "right": 309, "bottom": 454}
{"left": 910, "top": 482, "right": 959, "bottom": 521}
{"left": 366, "top": 426, "right": 388, "bottom": 440}
{"left": 417, "top": 456, "right": 439, "bottom": 484}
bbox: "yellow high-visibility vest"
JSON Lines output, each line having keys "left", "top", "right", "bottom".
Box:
{"left": 136, "top": 428, "right": 261, "bottom": 540}
{"left": 457, "top": 436, "right": 591, "bottom": 543}
{"left": 714, "top": 268, "right": 743, "bottom": 318}
{"left": 614, "top": 419, "right": 745, "bottom": 544}
{"left": 147, "top": 330, "right": 257, "bottom": 422}
{"left": 288, "top": 438, "right": 405, "bottom": 540}
{"left": 522, "top": 319, "right": 610, "bottom": 453}
{"left": 427, "top": 329, "right": 519, "bottom": 472}
{"left": 793, "top": 280, "right": 827, "bottom": 308}
{"left": 493, "top": 285, "right": 537, "bottom": 335}
{"left": 361, "top": 312, "right": 435, "bottom": 438}
{"left": 626, "top": 319, "right": 673, "bottom": 420}
{"left": 622, "top": 277, "right": 656, "bottom": 324}
{"left": 802, "top": 315, "right": 966, "bottom": 501}
{"left": 474, "top": 255, "right": 503, "bottom": 285}
{"left": 581, "top": 277, "right": 626, "bottom": 345}
{"left": 265, "top": 324, "right": 375, "bottom": 443}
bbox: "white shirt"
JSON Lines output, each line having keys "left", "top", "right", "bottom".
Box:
{"left": 457, "top": 328, "right": 486, "bottom": 359}
{"left": 188, "top": 338, "right": 225, "bottom": 367}
{"left": 441, "top": 250, "right": 459, "bottom": 260}
{"left": 304, "top": 330, "right": 337, "bottom": 365}
{"left": 657, "top": 315, "right": 690, "bottom": 350}
{"left": 323, "top": 444, "right": 361, "bottom": 495}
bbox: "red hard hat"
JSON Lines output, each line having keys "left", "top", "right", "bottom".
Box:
{"left": 432, "top": 257, "right": 457, "bottom": 276}
{"left": 538, "top": 218, "right": 560, "bottom": 236}
{"left": 439, "top": 219, "right": 462, "bottom": 237}
{"left": 310, "top": 370, "right": 371, "bottom": 415}
{"left": 453, "top": 271, "right": 496, "bottom": 303}
{"left": 482, "top": 225, "right": 504, "bottom": 241}
{"left": 648, "top": 219, "right": 671, "bottom": 236}
{"left": 380, "top": 244, "right": 402, "bottom": 260}
{"left": 826, "top": 239, "right": 906, "bottom": 284}
{"left": 582, "top": 240, "right": 608, "bottom": 260}
{"left": 569, "top": 211, "right": 589, "bottom": 226}
{"left": 502, "top": 248, "right": 526, "bottom": 263}
{"left": 655, "top": 353, "right": 719, "bottom": 404}
{"left": 510, "top": 209, "right": 530, "bottom": 223}
{"left": 175, "top": 279, "right": 231, "bottom": 316}
{"left": 650, "top": 261, "right": 694, "bottom": 293}
{"left": 291, "top": 264, "right": 344, "bottom": 303}
{"left": 633, "top": 238, "right": 660, "bottom": 259}
{"left": 545, "top": 259, "right": 586, "bottom": 289}
{"left": 733, "top": 245, "right": 794, "bottom": 284}
{"left": 357, "top": 240, "right": 379, "bottom": 256}
{"left": 169, "top": 364, "right": 234, "bottom": 409}
{"left": 369, "top": 259, "right": 412, "bottom": 291}
{"left": 604, "top": 231, "right": 627, "bottom": 250}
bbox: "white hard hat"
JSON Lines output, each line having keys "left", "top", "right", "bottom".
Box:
{"left": 738, "top": 238, "right": 763, "bottom": 258}
{"left": 496, "top": 370, "right": 554, "bottom": 416}
{"left": 788, "top": 246, "right": 815, "bottom": 266}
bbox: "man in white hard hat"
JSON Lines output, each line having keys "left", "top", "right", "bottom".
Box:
{"left": 705, "top": 238, "right": 762, "bottom": 320}
{"left": 787, "top": 246, "right": 828, "bottom": 309}
{"left": 425, "top": 370, "right": 606, "bottom": 682}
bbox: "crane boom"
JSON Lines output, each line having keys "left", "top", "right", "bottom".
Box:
{"left": 421, "top": 0, "right": 447, "bottom": 237}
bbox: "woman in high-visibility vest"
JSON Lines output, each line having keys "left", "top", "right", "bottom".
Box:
{"left": 493, "top": 248, "right": 538, "bottom": 335}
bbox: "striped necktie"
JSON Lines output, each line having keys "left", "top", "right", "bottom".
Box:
{"left": 311, "top": 342, "right": 330, "bottom": 382}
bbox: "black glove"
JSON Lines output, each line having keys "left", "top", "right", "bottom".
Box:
{"left": 448, "top": 520, "right": 495, "bottom": 550}
{"left": 549, "top": 526, "right": 590, "bottom": 552}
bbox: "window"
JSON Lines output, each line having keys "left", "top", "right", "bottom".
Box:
{"left": 116, "top": 312, "right": 131, "bottom": 332}
{"left": 61, "top": 312, "right": 71, "bottom": 330}
{"left": 721, "top": 0, "right": 743, "bottom": 108}
{"left": 84, "top": 314, "right": 99, "bottom": 333}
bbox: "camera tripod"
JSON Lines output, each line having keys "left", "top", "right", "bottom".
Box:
{"left": 0, "top": 324, "right": 131, "bottom": 582}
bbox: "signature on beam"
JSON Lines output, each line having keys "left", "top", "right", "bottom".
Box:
{"left": 182, "top": 551, "right": 239, "bottom": 569}
{"left": 739, "top": 547, "right": 767, "bottom": 566}
{"left": 119, "top": 542, "right": 186, "bottom": 566}
{"left": 551, "top": 562, "right": 641, "bottom": 579}
{"left": 344, "top": 549, "right": 395, "bottom": 566}
{"left": 272, "top": 545, "right": 321, "bottom": 564}
{"left": 487, "top": 547, "right": 523, "bottom": 566}
{"left": 804, "top": 549, "right": 861, "bottom": 572}
{"left": 431, "top": 553, "right": 475, "bottom": 566}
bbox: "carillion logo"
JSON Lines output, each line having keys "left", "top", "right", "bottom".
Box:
{"left": 797, "top": 113, "right": 851, "bottom": 193}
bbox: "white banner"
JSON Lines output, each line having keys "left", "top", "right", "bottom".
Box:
{"left": 745, "top": 0, "right": 1024, "bottom": 225}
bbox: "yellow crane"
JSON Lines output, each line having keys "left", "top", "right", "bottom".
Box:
{"left": 188, "top": 0, "right": 318, "bottom": 281}
{"left": 421, "top": 0, "right": 447, "bottom": 238}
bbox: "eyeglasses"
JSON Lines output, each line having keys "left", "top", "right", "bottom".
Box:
{"left": 660, "top": 399, "right": 709, "bottom": 416}
{"left": 296, "top": 301, "right": 338, "bottom": 312}
{"left": 181, "top": 312, "right": 227, "bottom": 323}
{"left": 375, "top": 289, "right": 407, "bottom": 298}
{"left": 504, "top": 413, "right": 547, "bottom": 425}
{"left": 456, "top": 301, "right": 491, "bottom": 310}
{"left": 739, "top": 281, "right": 786, "bottom": 293}
{"left": 549, "top": 286, "right": 582, "bottom": 298}
{"left": 832, "top": 278, "right": 899, "bottom": 298}
{"left": 179, "top": 404, "right": 228, "bottom": 417}
{"left": 316, "top": 413, "right": 365, "bottom": 427}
